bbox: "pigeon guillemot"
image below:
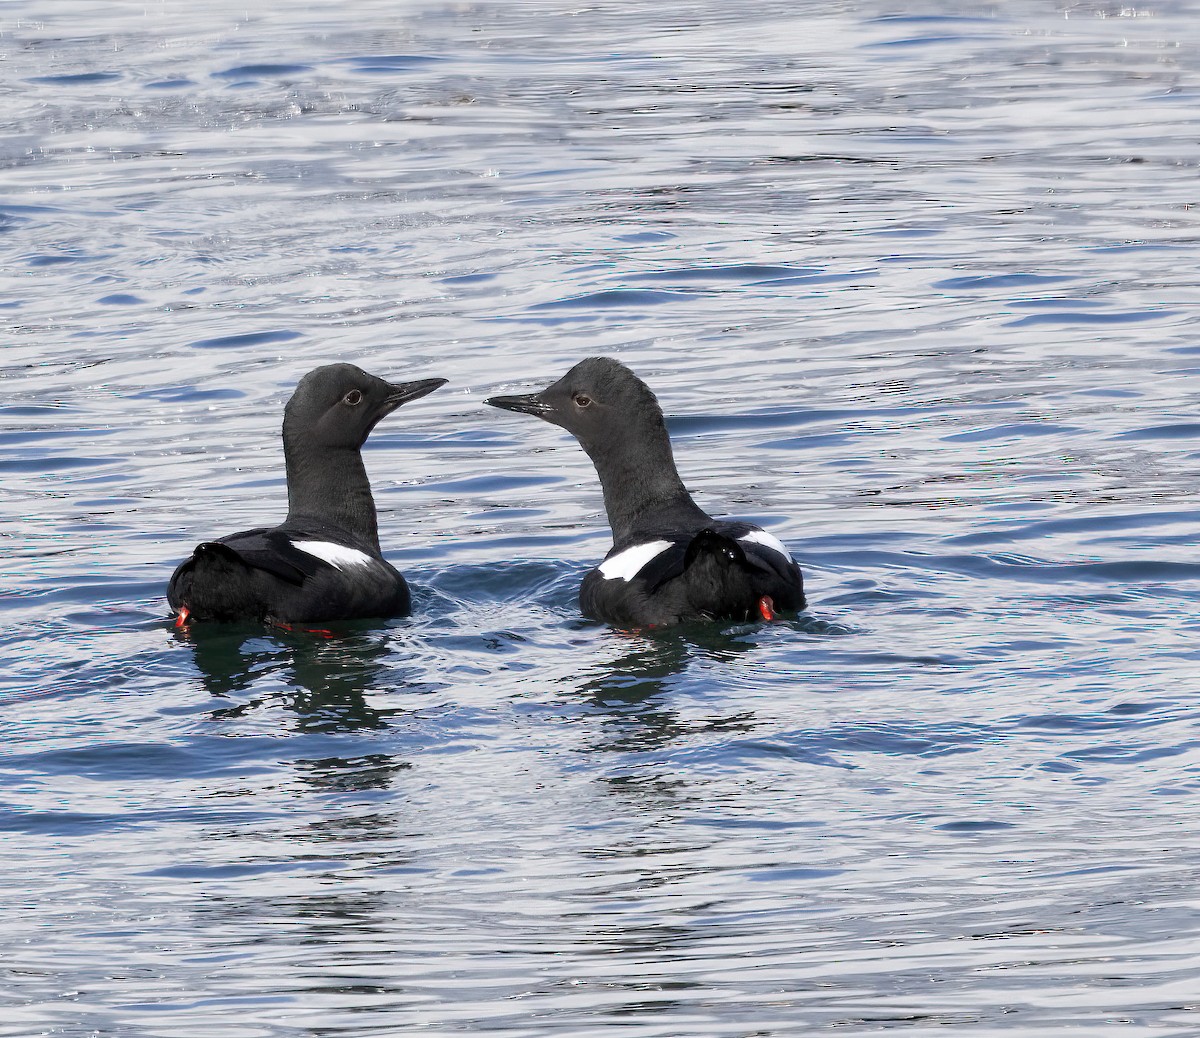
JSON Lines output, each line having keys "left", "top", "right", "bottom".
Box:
{"left": 486, "top": 356, "right": 806, "bottom": 627}
{"left": 168, "top": 363, "right": 446, "bottom": 626}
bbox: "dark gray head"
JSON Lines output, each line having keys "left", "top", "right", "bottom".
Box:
{"left": 487, "top": 357, "right": 703, "bottom": 538}
{"left": 284, "top": 363, "right": 446, "bottom": 451}
{"left": 485, "top": 356, "right": 664, "bottom": 453}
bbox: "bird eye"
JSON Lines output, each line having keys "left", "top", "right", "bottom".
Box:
{"left": 573, "top": 394, "right": 592, "bottom": 408}
{"left": 343, "top": 390, "right": 363, "bottom": 406}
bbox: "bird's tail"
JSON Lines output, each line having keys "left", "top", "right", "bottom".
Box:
{"left": 683, "top": 528, "right": 747, "bottom": 569}
{"left": 681, "top": 528, "right": 779, "bottom": 622}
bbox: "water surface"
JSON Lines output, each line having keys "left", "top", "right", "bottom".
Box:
{"left": 3, "top": 1, "right": 1200, "bottom": 1035}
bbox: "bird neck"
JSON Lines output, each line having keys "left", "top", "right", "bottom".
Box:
{"left": 284, "top": 445, "right": 381, "bottom": 552}
{"left": 583, "top": 422, "right": 708, "bottom": 543}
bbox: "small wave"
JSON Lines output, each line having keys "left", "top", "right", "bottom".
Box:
{"left": 188, "top": 329, "right": 303, "bottom": 350}
{"left": 210, "top": 64, "right": 314, "bottom": 80}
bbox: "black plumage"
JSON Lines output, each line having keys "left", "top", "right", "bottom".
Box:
{"left": 486, "top": 356, "right": 806, "bottom": 627}
{"left": 167, "top": 363, "right": 446, "bottom": 625}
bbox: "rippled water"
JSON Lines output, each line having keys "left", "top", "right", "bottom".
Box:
{"left": 4, "top": 1, "right": 1200, "bottom": 1034}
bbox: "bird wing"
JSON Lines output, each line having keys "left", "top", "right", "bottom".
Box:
{"left": 615, "top": 529, "right": 746, "bottom": 593}
{"left": 618, "top": 524, "right": 799, "bottom": 592}
{"left": 196, "top": 529, "right": 330, "bottom": 586}
{"left": 629, "top": 537, "right": 693, "bottom": 592}
{"left": 717, "top": 522, "right": 802, "bottom": 584}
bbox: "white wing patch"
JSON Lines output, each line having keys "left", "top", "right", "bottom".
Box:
{"left": 739, "top": 529, "right": 793, "bottom": 562}
{"left": 291, "top": 540, "right": 374, "bottom": 571}
{"left": 598, "top": 540, "right": 673, "bottom": 581}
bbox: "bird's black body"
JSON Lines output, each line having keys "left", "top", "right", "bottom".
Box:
{"left": 486, "top": 357, "right": 805, "bottom": 627}
{"left": 167, "top": 363, "right": 446, "bottom": 626}
{"left": 578, "top": 520, "right": 804, "bottom": 627}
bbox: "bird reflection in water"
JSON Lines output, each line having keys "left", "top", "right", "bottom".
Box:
{"left": 574, "top": 624, "right": 761, "bottom": 755}
{"left": 174, "top": 621, "right": 412, "bottom": 792}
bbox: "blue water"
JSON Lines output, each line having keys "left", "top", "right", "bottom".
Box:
{"left": 4, "top": 1, "right": 1200, "bottom": 1034}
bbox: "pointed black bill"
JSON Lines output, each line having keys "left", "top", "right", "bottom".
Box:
{"left": 383, "top": 377, "right": 448, "bottom": 412}
{"left": 485, "top": 391, "right": 554, "bottom": 418}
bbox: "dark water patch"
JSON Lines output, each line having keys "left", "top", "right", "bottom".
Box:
{"left": 934, "top": 273, "right": 1076, "bottom": 290}
{"left": 127, "top": 386, "right": 245, "bottom": 402}
{"left": 745, "top": 866, "right": 845, "bottom": 881}
{"left": 684, "top": 815, "right": 824, "bottom": 832}
{"left": 0, "top": 203, "right": 63, "bottom": 216}
{"left": 1059, "top": 741, "right": 1197, "bottom": 765}
{"left": 440, "top": 272, "right": 497, "bottom": 285}
{"left": 824, "top": 720, "right": 994, "bottom": 758}
{"left": 0, "top": 805, "right": 274, "bottom": 836}
{"left": 941, "top": 422, "right": 1081, "bottom": 443}
{"left": 669, "top": 410, "right": 819, "bottom": 435}
{"left": 749, "top": 271, "right": 870, "bottom": 288}
{"left": 614, "top": 231, "right": 675, "bottom": 243}
{"left": 1009, "top": 297, "right": 1104, "bottom": 309}
{"left": 629, "top": 264, "right": 820, "bottom": 283}
{"left": 211, "top": 64, "right": 314, "bottom": 80}
{"left": 431, "top": 473, "right": 558, "bottom": 493}
{"left": 820, "top": 549, "right": 1200, "bottom": 586}
{"left": 947, "top": 509, "right": 1200, "bottom": 547}
{"left": 669, "top": 405, "right": 924, "bottom": 435}
{"left": 144, "top": 78, "right": 195, "bottom": 90}
{"left": 720, "top": 738, "right": 850, "bottom": 769}
{"left": 606, "top": 735, "right": 850, "bottom": 771}
{"left": 934, "top": 819, "right": 1017, "bottom": 833}
{"left": 188, "top": 329, "right": 303, "bottom": 350}
{"left": 529, "top": 288, "right": 699, "bottom": 310}
{"left": 97, "top": 293, "right": 145, "bottom": 305}
{"left": 652, "top": 717, "right": 994, "bottom": 774}
{"left": 9, "top": 739, "right": 278, "bottom": 782}
{"left": 1113, "top": 424, "right": 1200, "bottom": 441}
{"left": 339, "top": 54, "right": 444, "bottom": 74}
{"left": 759, "top": 432, "right": 856, "bottom": 450}
{"left": 871, "top": 227, "right": 943, "bottom": 238}
{"left": 0, "top": 427, "right": 118, "bottom": 445}
{"left": 1014, "top": 701, "right": 1183, "bottom": 734}
{"left": 1087, "top": 242, "right": 1185, "bottom": 253}
{"left": 25, "top": 252, "right": 101, "bottom": 268}
{"left": 767, "top": 152, "right": 891, "bottom": 165}
{"left": 0, "top": 456, "right": 111, "bottom": 472}
{"left": 461, "top": 507, "right": 544, "bottom": 523}
{"left": 27, "top": 71, "right": 122, "bottom": 85}
{"left": 1006, "top": 310, "right": 1178, "bottom": 327}
{"left": 867, "top": 34, "right": 999, "bottom": 48}
{"left": 0, "top": 810, "right": 144, "bottom": 836}
{"left": 0, "top": 212, "right": 30, "bottom": 236}
{"left": 144, "top": 859, "right": 341, "bottom": 880}
{"left": 878, "top": 252, "right": 946, "bottom": 263}
{"left": 1047, "top": 863, "right": 1143, "bottom": 878}
{"left": 868, "top": 14, "right": 998, "bottom": 24}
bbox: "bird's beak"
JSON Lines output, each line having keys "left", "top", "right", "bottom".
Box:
{"left": 382, "top": 377, "right": 448, "bottom": 413}
{"left": 485, "top": 391, "right": 554, "bottom": 419}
